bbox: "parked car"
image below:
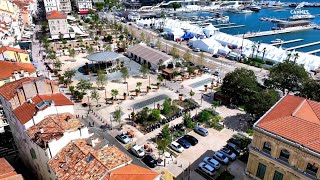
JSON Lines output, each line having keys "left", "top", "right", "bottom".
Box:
{"left": 226, "top": 143, "right": 241, "bottom": 155}
{"left": 213, "top": 151, "right": 229, "bottom": 164}
{"left": 194, "top": 127, "right": 209, "bottom": 136}
{"left": 130, "top": 145, "right": 145, "bottom": 157}
{"left": 212, "top": 54, "right": 220, "bottom": 58}
{"left": 170, "top": 141, "right": 184, "bottom": 153}
{"left": 183, "top": 135, "right": 198, "bottom": 146}
{"left": 213, "top": 71, "right": 220, "bottom": 76}
{"left": 115, "top": 134, "right": 132, "bottom": 144}
{"left": 177, "top": 137, "right": 191, "bottom": 149}
{"left": 198, "top": 162, "right": 216, "bottom": 176}
{"left": 203, "top": 157, "right": 221, "bottom": 169}
{"left": 142, "top": 155, "right": 157, "bottom": 168}
{"left": 227, "top": 138, "right": 242, "bottom": 148}
{"left": 220, "top": 147, "right": 237, "bottom": 161}
{"left": 193, "top": 48, "right": 200, "bottom": 52}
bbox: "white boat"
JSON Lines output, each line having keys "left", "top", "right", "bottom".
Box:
{"left": 271, "top": 39, "right": 282, "bottom": 43}
{"left": 237, "top": 9, "right": 253, "bottom": 14}
{"left": 289, "top": 14, "right": 315, "bottom": 21}
{"left": 217, "top": 16, "right": 229, "bottom": 23}
{"left": 248, "top": 5, "right": 261, "bottom": 12}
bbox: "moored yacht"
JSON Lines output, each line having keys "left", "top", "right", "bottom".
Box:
{"left": 289, "top": 14, "right": 315, "bottom": 21}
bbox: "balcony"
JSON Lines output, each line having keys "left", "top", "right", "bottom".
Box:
{"left": 249, "top": 146, "right": 318, "bottom": 180}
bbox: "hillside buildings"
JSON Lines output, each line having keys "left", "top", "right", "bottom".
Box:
{"left": 0, "top": 46, "right": 31, "bottom": 63}
{"left": 0, "top": 61, "right": 37, "bottom": 86}
{"left": 46, "top": 10, "right": 70, "bottom": 39}
{"left": 75, "top": 0, "right": 93, "bottom": 14}
{"left": 0, "top": 158, "right": 23, "bottom": 179}
{"left": 246, "top": 95, "right": 320, "bottom": 180}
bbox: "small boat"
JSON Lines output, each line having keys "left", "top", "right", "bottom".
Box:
{"left": 289, "top": 14, "right": 315, "bottom": 21}
{"left": 314, "top": 26, "right": 320, "bottom": 30}
{"left": 271, "top": 39, "right": 282, "bottom": 43}
{"left": 236, "top": 9, "right": 253, "bottom": 14}
{"left": 248, "top": 4, "right": 261, "bottom": 12}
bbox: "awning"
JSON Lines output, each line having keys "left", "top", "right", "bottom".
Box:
{"left": 79, "top": 10, "right": 89, "bottom": 15}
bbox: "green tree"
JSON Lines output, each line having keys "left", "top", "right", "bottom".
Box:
{"left": 87, "top": 46, "right": 95, "bottom": 54}
{"left": 111, "top": 89, "right": 119, "bottom": 99}
{"left": 183, "top": 50, "right": 192, "bottom": 62}
{"left": 189, "top": 90, "right": 195, "bottom": 99}
{"left": 156, "top": 138, "right": 170, "bottom": 157}
{"left": 265, "top": 60, "right": 309, "bottom": 94}
{"left": 53, "top": 59, "right": 62, "bottom": 70}
{"left": 183, "top": 113, "right": 194, "bottom": 128}
{"left": 156, "top": 38, "right": 162, "bottom": 50}
{"left": 161, "top": 124, "right": 171, "bottom": 141}
{"left": 69, "top": 48, "right": 76, "bottom": 58}
{"left": 136, "top": 82, "right": 142, "bottom": 91}
{"left": 140, "top": 32, "right": 145, "bottom": 42}
{"left": 47, "top": 51, "right": 57, "bottom": 62}
{"left": 113, "top": 106, "right": 122, "bottom": 125}
{"left": 140, "top": 63, "right": 149, "bottom": 77}
{"left": 162, "top": 98, "right": 172, "bottom": 115}
{"left": 96, "top": 70, "right": 107, "bottom": 89}
{"left": 76, "top": 79, "right": 93, "bottom": 94}
{"left": 197, "top": 110, "right": 213, "bottom": 123}
{"left": 212, "top": 101, "right": 220, "bottom": 110}
{"left": 64, "top": 69, "right": 76, "bottom": 84}
{"left": 95, "top": 2, "right": 105, "bottom": 11}
{"left": 244, "top": 89, "right": 280, "bottom": 119}
{"left": 170, "top": 46, "right": 180, "bottom": 60}
{"left": 120, "top": 67, "right": 129, "bottom": 83}
{"left": 104, "top": 44, "right": 112, "bottom": 51}
{"left": 136, "top": 107, "right": 149, "bottom": 124}
{"left": 221, "top": 68, "right": 259, "bottom": 106}
{"left": 299, "top": 79, "right": 320, "bottom": 101}
{"left": 147, "top": 109, "right": 161, "bottom": 122}
{"left": 91, "top": 88, "right": 101, "bottom": 105}
{"left": 198, "top": 52, "right": 205, "bottom": 66}
{"left": 171, "top": 2, "right": 181, "bottom": 11}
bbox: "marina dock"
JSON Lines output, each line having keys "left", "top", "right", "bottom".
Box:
{"left": 237, "top": 26, "right": 316, "bottom": 38}
{"left": 306, "top": 49, "right": 320, "bottom": 54}
{"left": 219, "top": 25, "right": 245, "bottom": 29}
{"left": 286, "top": 41, "right": 320, "bottom": 51}
{"left": 215, "top": 23, "right": 236, "bottom": 26}
{"left": 271, "top": 39, "right": 304, "bottom": 46}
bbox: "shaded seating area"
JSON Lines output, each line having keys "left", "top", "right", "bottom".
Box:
{"left": 86, "top": 51, "right": 124, "bottom": 72}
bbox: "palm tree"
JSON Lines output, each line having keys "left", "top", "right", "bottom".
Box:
{"left": 286, "top": 53, "right": 292, "bottom": 61}
{"left": 261, "top": 47, "right": 267, "bottom": 62}
{"left": 91, "top": 88, "right": 101, "bottom": 106}
{"left": 136, "top": 82, "right": 142, "bottom": 92}
{"left": 255, "top": 42, "right": 261, "bottom": 59}
{"left": 293, "top": 53, "right": 299, "bottom": 63}
{"left": 251, "top": 43, "right": 257, "bottom": 58}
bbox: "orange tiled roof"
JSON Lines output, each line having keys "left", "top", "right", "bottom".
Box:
{"left": 256, "top": 95, "right": 320, "bottom": 153}
{"left": 105, "top": 164, "right": 160, "bottom": 180}
{"left": 0, "top": 61, "right": 36, "bottom": 80}
{"left": 46, "top": 10, "right": 67, "bottom": 19}
{"left": 0, "top": 158, "right": 23, "bottom": 180}
{"left": 48, "top": 139, "right": 132, "bottom": 180}
{"left": 13, "top": 93, "right": 74, "bottom": 124}
{"left": 26, "top": 113, "right": 82, "bottom": 148}
{"left": 0, "top": 46, "right": 28, "bottom": 54}
{"left": 0, "top": 77, "right": 36, "bottom": 100}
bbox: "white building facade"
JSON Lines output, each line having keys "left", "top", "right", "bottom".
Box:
{"left": 47, "top": 10, "right": 70, "bottom": 39}
{"left": 76, "top": 0, "right": 93, "bottom": 14}
{"left": 59, "top": 0, "right": 72, "bottom": 14}
{"left": 43, "top": 0, "right": 61, "bottom": 13}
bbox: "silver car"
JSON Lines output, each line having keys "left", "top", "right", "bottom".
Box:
{"left": 203, "top": 157, "right": 221, "bottom": 169}
{"left": 220, "top": 147, "right": 237, "bottom": 161}
{"left": 199, "top": 162, "right": 215, "bottom": 176}
{"left": 194, "top": 127, "right": 208, "bottom": 136}
{"left": 115, "top": 134, "right": 132, "bottom": 144}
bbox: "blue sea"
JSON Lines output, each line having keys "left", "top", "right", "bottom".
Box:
{"left": 178, "top": 2, "right": 320, "bottom": 56}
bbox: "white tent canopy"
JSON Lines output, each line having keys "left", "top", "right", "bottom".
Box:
{"left": 203, "top": 24, "right": 219, "bottom": 38}
{"left": 191, "top": 38, "right": 224, "bottom": 54}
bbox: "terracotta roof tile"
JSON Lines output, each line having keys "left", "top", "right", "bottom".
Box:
{"left": 105, "top": 164, "right": 160, "bottom": 180}
{"left": 0, "top": 77, "right": 37, "bottom": 100}
{"left": 26, "top": 113, "right": 82, "bottom": 148}
{"left": 0, "top": 158, "right": 23, "bottom": 180}
{"left": 13, "top": 93, "right": 74, "bottom": 124}
{"left": 0, "top": 46, "right": 28, "bottom": 54}
{"left": 256, "top": 95, "right": 320, "bottom": 153}
{"left": 48, "top": 139, "right": 132, "bottom": 180}
{"left": 0, "top": 61, "right": 36, "bottom": 80}
{"left": 46, "top": 10, "right": 67, "bottom": 19}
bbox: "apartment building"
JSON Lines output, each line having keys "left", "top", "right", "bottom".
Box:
{"left": 75, "top": 0, "right": 93, "bottom": 14}
{"left": 59, "top": 0, "right": 72, "bottom": 14}
{"left": 46, "top": 10, "right": 69, "bottom": 39}
{"left": 245, "top": 95, "right": 320, "bottom": 180}
{"left": 43, "top": 0, "right": 61, "bottom": 13}
{"left": 0, "top": 46, "right": 31, "bottom": 63}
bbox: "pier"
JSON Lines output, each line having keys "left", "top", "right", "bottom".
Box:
{"left": 306, "top": 49, "right": 320, "bottom": 54}
{"left": 237, "top": 26, "right": 315, "bottom": 38}
{"left": 271, "top": 39, "right": 304, "bottom": 46}
{"left": 219, "top": 25, "right": 245, "bottom": 29}
{"left": 285, "top": 41, "right": 320, "bottom": 51}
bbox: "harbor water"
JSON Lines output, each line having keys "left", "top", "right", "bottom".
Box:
{"left": 177, "top": 6, "right": 320, "bottom": 56}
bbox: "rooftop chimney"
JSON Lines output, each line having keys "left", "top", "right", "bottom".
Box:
{"left": 40, "top": 128, "right": 44, "bottom": 133}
